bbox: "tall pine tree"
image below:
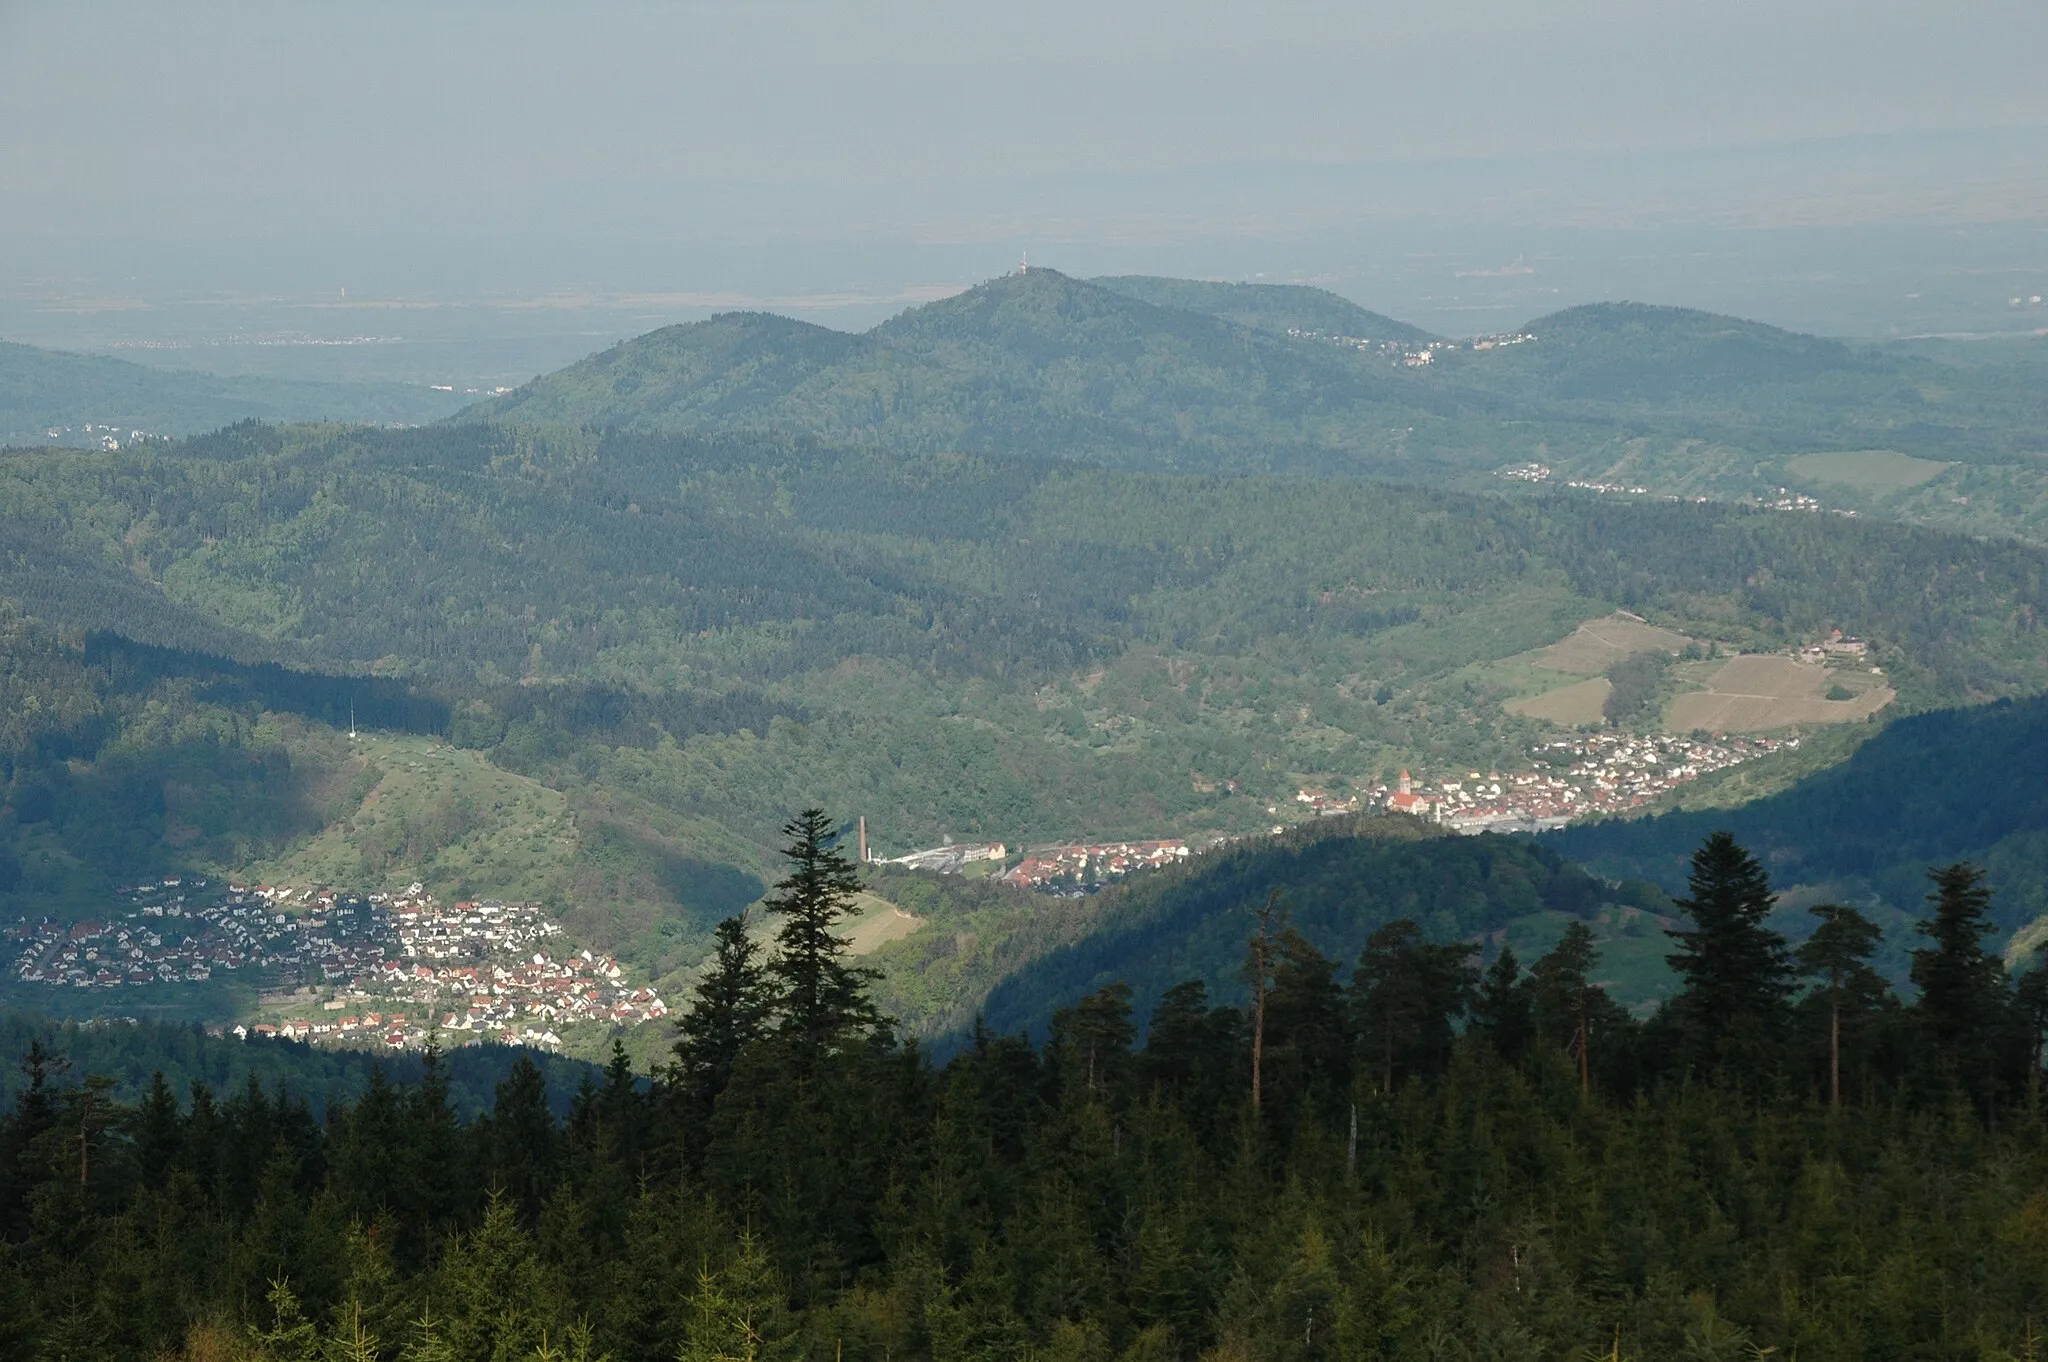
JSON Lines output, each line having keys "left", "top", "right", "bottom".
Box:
{"left": 1911, "top": 863, "right": 2013, "bottom": 1105}
{"left": 761, "top": 810, "right": 883, "bottom": 1065}
{"left": 672, "top": 915, "right": 771, "bottom": 1123}
{"left": 1665, "top": 832, "right": 1792, "bottom": 1081}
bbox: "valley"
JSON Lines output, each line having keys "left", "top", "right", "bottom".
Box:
{"left": 3, "top": 270, "right": 2048, "bottom": 1047}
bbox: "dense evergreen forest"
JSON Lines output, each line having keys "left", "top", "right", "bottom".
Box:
{"left": 4, "top": 813, "right": 2048, "bottom": 1361}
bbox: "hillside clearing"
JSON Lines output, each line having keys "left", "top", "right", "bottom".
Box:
{"left": 1787, "top": 449, "right": 1952, "bottom": 494}
{"left": 1513, "top": 612, "right": 1694, "bottom": 676}
{"left": 1506, "top": 676, "right": 1613, "bottom": 726}
{"left": 1665, "top": 655, "right": 1893, "bottom": 732}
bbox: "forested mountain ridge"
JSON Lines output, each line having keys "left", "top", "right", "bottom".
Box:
{"left": 467, "top": 274, "right": 2048, "bottom": 540}
{"left": 471, "top": 269, "right": 1459, "bottom": 474}
{"left": 1455, "top": 300, "right": 2048, "bottom": 463}
{"left": 0, "top": 340, "right": 467, "bottom": 446}
{"left": 1089, "top": 274, "right": 1438, "bottom": 342}
{"left": 964, "top": 814, "right": 1617, "bottom": 1043}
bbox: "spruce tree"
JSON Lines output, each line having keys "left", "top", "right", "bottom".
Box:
{"left": 2015, "top": 964, "right": 2048, "bottom": 1113}
{"left": 1470, "top": 946, "right": 1534, "bottom": 1064}
{"left": 1050, "top": 983, "right": 1136, "bottom": 1099}
{"left": 1140, "top": 981, "right": 1238, "bottom": 1111}
{"left": 1261, "top": 928, "right": 1350, "bottom": 1119}
{"left": 250, "top": 1277, "right": 321, "bottom": 1362}
{"left": 761, "top": 809, "right": 882, "bottom": 1063}
{"left": 672, "top": 915, "right": 770, "bottom": 1119}
{"left": 679, "top": 1233, "right": 799, "bottom": 1362}
{"left": 484, "top": 1055, "right": 559, "bottom": 1224}
{"left": 1665, "top": 832, "right": 1792, "bottom": 1079}
{"left": 134, "top": 1070, "right": 181, "bottom": 1191}
{"left": 1911, "top": 863, "right": 2013, "bottom": 1103}
{"left": 1241, "top": 890, "right": 1283, "bottom": 1114}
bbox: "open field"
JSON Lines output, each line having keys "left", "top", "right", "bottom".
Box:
{"left": 1665, "top": 654, "right": 1894, "bottom": 732}
{"left": 1506, "top": 676, "right": 1612, "bottom": 725}
{"left": 1513, "top": 612, "right": 1695, "bottom": 676}
{"left": 843, "top": 891, "right": 926, "bottom": 956}
{"left": 1786, "top": 449, "right": 1953, "bottom": 494}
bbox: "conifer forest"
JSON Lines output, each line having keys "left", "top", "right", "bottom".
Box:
{"left": 4, "top": 814, "right": 2047, "bottom": 1362}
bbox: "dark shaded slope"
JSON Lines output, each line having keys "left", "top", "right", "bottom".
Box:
{"left": 0, "top": 340, "right": 465, "bottom": 442}
{"left": 974, "top": 816, "right": 1608, "bottom": 1043}
{"left": 1091, "top": 275, "right": 1436, "bottom": 342}
{"left": 1547, "top": 693, "right": 2048, "bottom": 931}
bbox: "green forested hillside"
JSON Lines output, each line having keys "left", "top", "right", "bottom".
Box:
{"left": 5, "top": 418, "right": 2048, "bottom": 993}
{"left": 472, "top": 270, "right": 1456, "bottom": 474}
{"left": 0, "top": 341, "right": 467, "bottom": 445}
{"left": 0, "top": 1014, "right": 600, "bottom": 1118}
{"left": 1088, "top": 275, "right": 1438, "bottom": 342}
{"left": 1455, "top": 301, "right": 2048, "bottom": 463}
{"left": 467, "top": 276, "right": 2048, "bottom": 541}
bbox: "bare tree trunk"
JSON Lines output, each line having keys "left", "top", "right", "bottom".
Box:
{"left": 1346, "top": 1101, "right": 1358, "bottom": 1179}
{"left": 1247, "top": 890, "right": 1280, "bottom": 1114}
{"left": 1250, "top": 979, "right": 1266, "bottom": 1114}
{"left": 1576, "top": 1007, "right": 1590, "bottom": 1101}
{"left": 1829, "top": 992, "right": 1841, "bottom": 1111}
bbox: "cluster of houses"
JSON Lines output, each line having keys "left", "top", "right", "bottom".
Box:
{"left": 7, "top": 879, "right": 665, "bottom": 1055}
{"left": 1757, "top": 486, "right": 1856, "bottom": 517}
{"left": 1000, "top": 840, "right": 1193, "bottom": 892}
{"left": 1285, "top": 327, "right": 1536, "bottom": 370}
{"left": 253, "top": 940, "right": 667, "bottom": 1053}
{"left": 275, "top": 894, "right": 666, "bottom": 1053}
{"left": 1290, "top": 732, "right": 1788, "bottom": 834}
{"left": 6, "top": 877, "right": 384, "bottom": 988}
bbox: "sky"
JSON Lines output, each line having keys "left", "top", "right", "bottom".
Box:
{"left": 3, "top": 0, "right": 2046, "bottom": 368}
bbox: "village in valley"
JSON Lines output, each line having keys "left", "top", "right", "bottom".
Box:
{"left": 868, "top": 731, "right": 1789, "bottom": 896}
{"left": 5, "top": 879, "right": 665, "bottom": 1052}
{"left": 2, "top": 616, "right": 1889, "bottom": 1053}
{"left": 1297, "top": 730, "right": 1790, "bottom": 834}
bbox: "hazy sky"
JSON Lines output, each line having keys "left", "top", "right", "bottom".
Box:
{"left": 7, "top": 1, "right": 2044, "bottom": 231}
{"left": 3, "top": 0, "right": 2046, "bottom": 353}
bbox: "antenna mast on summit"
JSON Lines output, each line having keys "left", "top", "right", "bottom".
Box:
{"left": 1018, "top": 249, "right": 1028, "bottom": 275}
